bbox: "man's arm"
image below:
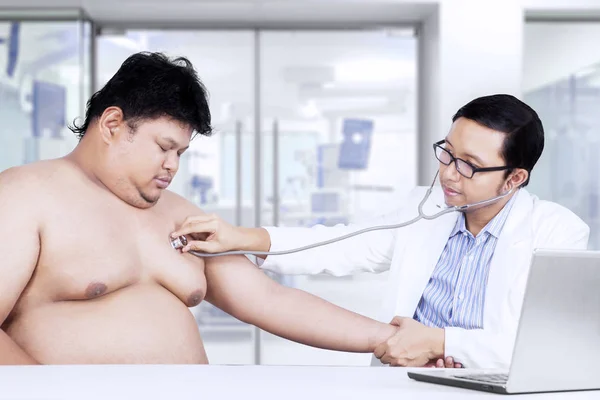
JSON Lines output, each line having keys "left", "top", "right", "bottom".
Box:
{"left": 0, "top": 332, "right": 39, "bottom": 365}
{"left": 203, "top": 255, "right": 397, "bottom": 353}
{"left": 0, "top": 167, "right": 41, "bottom": 365}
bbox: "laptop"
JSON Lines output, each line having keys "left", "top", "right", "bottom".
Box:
{"left": 408, "top": 249, "right": 600, "bottom": 394}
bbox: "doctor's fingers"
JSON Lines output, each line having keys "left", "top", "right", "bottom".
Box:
{"left": 373, "top": 342, "right": 388, "bottom": 360}
{"left": 378, "top": 347, "right": 411, "bottom": 367}
{"left": 182, "top": 239, "right": 222, "bottom": 254}
{"left": 442, "top": 356, "right": 462, "bottom": 368}
{"left": 374, "top": 334, "right": 401, "bottom": 359}
{"left": 378, "top": 351, "right": 394, "bottom": 365}
{"left": 181, "top": 214, "right": 216, "bottom": 226}
{"left": 423, "top": 359, "right": 442, "bottom": 368}
{"left": 389, "top": 316, "right": 409, "bottom": 327}
{"left": 447, "top": 357, "right": 463, "bottom": 368}
{"left": 172, "top": 217, "right": 219, "bottom": 239}
{"left": 380, "top": 353, "right": 410, "bottom": 367}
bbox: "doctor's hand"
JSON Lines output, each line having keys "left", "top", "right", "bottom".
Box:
{"left": 374, "top": 317, "right": 445, "bottom": 367}
{"left": 171, "top": 214, "right": 270, "bottom": 255}
{"left": 425, "top": 357, "right": 463, "bottom": 369}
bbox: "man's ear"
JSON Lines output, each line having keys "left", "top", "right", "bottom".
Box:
{"left": 506, "top": 168, "right": 528, "bottom": 191}
{"left": 98, "top": 107, "right": 126, "bottom": 145}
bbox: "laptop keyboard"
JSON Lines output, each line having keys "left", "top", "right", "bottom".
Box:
{"left": 455, "top": 373, "right": 508, "bottom": 385}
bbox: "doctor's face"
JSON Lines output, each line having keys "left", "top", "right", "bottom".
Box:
{"left": 437, "top": 117, "right": 512, "bottom": 209}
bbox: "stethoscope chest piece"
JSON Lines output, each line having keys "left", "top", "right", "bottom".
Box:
{"left": 171, "top": 235, "right": 188, "bottom": 250}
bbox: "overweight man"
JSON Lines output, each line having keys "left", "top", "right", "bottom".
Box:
{"left": 0, "top": 52, "right": 399, "bottom": 364}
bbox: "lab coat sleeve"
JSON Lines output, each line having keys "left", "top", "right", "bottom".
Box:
{"left": 257, "top": 189, "right": 421, "bottom": 276}
{"left": 258, "top": 215, "right": 397, "bottom": 276}
{"left": 443, "top": 210, "right": 590, "bottom": 369}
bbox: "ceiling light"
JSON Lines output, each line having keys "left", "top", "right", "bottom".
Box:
{"left": 334, "top": 59, "right": 414, "bottom": 83}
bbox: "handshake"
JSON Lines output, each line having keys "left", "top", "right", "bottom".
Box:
{"left": 373, "top": 316, "right": 463, "bottom": 368}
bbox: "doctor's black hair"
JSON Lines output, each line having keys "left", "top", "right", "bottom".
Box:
{"left": 69, "top": 51, "right": 212, "bottom": 139}
{"left": 452, "top": 94, "right": 544, "bottom": 187}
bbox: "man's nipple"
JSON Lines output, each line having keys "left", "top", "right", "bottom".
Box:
{"left": 186, "top": 289, "right": 205, "bottom": 307}
{"left": 85, "top": 282, "right": 108, "bottom": 299}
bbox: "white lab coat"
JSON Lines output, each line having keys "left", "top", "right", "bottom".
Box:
{"left": 258, "top": 186, "right": 590, "bottom": 369}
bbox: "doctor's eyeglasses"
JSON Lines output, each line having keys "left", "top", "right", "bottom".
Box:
{"left": 433, "top": 140, "right": 513, "bottom": 179}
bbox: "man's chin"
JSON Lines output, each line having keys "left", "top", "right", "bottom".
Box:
{"left": 138, "top": 190, "right": 161, "bottom": 207}
{"left": 443, "top": 195, "right": 463, "bottom": 208}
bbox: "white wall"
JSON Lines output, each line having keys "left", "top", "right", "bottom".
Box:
{"left": 418, "top": 0, "right": 524, "bottom": 185}
{"left": 525, "top": 0, "right": 600, "bottom": 7}
{"left": 524, "top": 23, "right": 600, "bottom": 93}
{"left": 524, "top": 0, "right": 600, "bottom": 17}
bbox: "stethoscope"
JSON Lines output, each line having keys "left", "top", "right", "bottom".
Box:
{"left": 170, "top": 171, "right": 515, "bottom": 258}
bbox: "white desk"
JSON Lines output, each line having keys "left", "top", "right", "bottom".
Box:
{"left": 0, "top": 365, "right": 597, "bottom": 400}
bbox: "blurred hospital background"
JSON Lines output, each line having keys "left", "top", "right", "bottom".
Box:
{"left": 0, "top": 0, "right": 598, "bottom": 366}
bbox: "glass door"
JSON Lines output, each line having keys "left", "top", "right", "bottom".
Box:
{"left": 258, "top": 29, "right": 417, "bottom": 365}
{"left": 0, "top": 9, "right": 92, "bottom": 172}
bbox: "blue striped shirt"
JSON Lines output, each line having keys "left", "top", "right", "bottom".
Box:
{"left": 414, "top": 194, "right": 517, "bottom": 329}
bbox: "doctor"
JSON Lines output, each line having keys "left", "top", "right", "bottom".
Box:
{"left": 171, "top": 94, "right": 589, "bottom": 369}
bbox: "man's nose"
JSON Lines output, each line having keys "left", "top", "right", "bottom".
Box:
{"left": 441, "top": 161, "right": 460, "bottom": 181}
{"left": 164, "top": 153, "right": 179, "bottom": 172}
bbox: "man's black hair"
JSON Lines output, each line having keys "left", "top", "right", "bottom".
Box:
{"left": 453, "top": 94, "right": 544, "bottom": 187}
{"left": 70, "top": 52, "right": 212, "bottom": 139}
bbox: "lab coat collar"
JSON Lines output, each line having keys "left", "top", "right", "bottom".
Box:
{"left": 390, "top": 187, "right": 534, "bottom": 321}
{"left": 391, "top": 186, "right": 459, "bottom": 318}
{"left": 450, "top": 190, "right": 518, "bottom": 240}
{"left": 484, "top": 188, "right": 534, "bottom": 330}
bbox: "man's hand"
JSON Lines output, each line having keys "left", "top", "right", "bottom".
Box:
{"left": 170, "top": 214, "right": 270, "bottom": 255}
{"left": 424, "top": 357, "right": 463, "bottom": 368}
{"left": 374, "top": 317, "right": 445, "bottom": 367}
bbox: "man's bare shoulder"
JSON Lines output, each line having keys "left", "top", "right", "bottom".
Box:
{"left": 158, "top": 190, "right": 206, "bottom": 219}
{"left": 0, "top": 160, "right": 69, "bottom": 195}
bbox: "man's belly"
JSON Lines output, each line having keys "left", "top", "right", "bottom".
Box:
{"left": 6, "top": 284, "right": 208, "bottom": 364}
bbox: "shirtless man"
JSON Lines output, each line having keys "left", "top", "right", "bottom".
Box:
{"left": 0, "top": 52, "right": 399, "bottom": 365}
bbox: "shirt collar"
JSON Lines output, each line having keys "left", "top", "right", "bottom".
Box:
{"left": 450, "top": 211, "right": 467, "bottom": 238}
{"left": 449, "top": 191, "right": 518, "bottom": 239}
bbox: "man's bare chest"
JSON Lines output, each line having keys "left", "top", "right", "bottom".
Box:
{"left": 27, "top": 198, "right": 206, "bottom": 308}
